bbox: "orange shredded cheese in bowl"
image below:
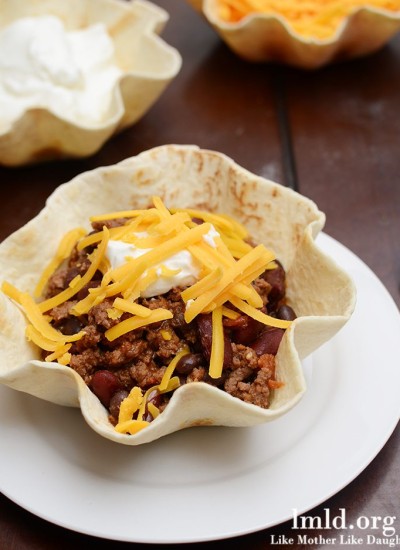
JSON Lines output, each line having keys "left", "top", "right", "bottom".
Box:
{"left": 216, "top": 0, "right": 400, "bottom": 39}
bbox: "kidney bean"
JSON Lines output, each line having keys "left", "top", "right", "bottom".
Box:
{"left": 223, "top": 315, "right": 245, "bottom": 329}
{"left": 77, "top": 280, "right": 100, "bottom": 300}
{"left": 109, "top": 389, "right": 129, "bottom": 420}
{"left": 229, "top": 315, "right": 262, "bottom": 345}
{"left": 147, "top": 390, "right": 162, "bottom": 408}
{"left": 277, "top": 304, "right": 297, "bottom": 321}
{"left": 197, "top": 314, "right": 232, "bottom": 368}
{"left": 251, "top": 327, "right": 285, "bottom": 356}
{"left": 59, "top": 316, "right": 83, "bottom": 336}
{"left": 175, "top": 353, "right": 204, "bottom": 375}
{"left": 204, "top": 370, "right": 228, "bottom": 387}
{"left": 197, "top": 314, "right": 212, "bottom": 358}
{"left": 262, "top": 261, "right": 286, "bottom": 309}
{"left": 223, "top": 334, "right": 233, "bottom": 367}
{"left": 144, "top": 390, "right": 164, "bottom": 422}
{"left": 90, "top": 370, "right": 122, "bottom": 408}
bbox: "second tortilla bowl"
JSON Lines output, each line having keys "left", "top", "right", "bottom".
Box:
{"left": 187, "top": 0, "right": 400, "bottom": 69}
{"left": 0, "top": 145, "right": 356, "bottom": 445}
{"left": 0, "top": 0, "right": 182, "bottom": 166}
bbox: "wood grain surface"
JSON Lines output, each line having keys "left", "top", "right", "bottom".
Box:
{"left": 0, "top": 2, "right": 399, "bottom": 549}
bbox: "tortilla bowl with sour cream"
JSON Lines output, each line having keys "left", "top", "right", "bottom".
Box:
{"left": 0, "top": 145, "right": 356, "bottom": 445}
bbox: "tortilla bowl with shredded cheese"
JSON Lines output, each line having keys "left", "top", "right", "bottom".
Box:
{"left": 187, "top": 0, "right": 400, "bottom": 68}
{"left": 0, "top": 145, "right": 356, "bottom": 445}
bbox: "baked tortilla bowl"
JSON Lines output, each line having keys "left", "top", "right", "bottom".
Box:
{"left": 0, "top": 0, "right": 181, "bottom": 166}
{"left": 0, "top": 145, "right": 356, "bottom": 445}
{"left": 187, "top": 0, "right": 400, "bottom": 68}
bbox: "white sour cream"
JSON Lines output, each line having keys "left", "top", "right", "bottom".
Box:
{"left": 106, "top": 226, "right": 220, "bottom": 298}
{"left": 0, "top": 15, "right": 122, "bottom": 131}
{"left": 202, "top": 225, "right": 219, "bottom": 248}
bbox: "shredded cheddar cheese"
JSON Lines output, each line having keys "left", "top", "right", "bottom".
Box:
{"left": 105, "top": 308, "right": 173, "bottom": 342}
{"left": 147, "top": 402, "right": 160, "bottom": 418}
{"left": 1, "top": 281, "right": 22, "bottom": 304}
{"left": 158, "top": 348, "right": 189, "bottom": 391}
{"left": 20, "top": 292, "right": 85, "bottom": 343}
{"left": 114, "top": 419, "right": 150, "bottom": 435}
{"left": 39, "top": 226, "right": 110, "bottom": 313}
{"left": 112, "top": 297, "right": 153, "bottom": 318}
{"left": 209, "top": 307, "right": 225, "bottom": 379}
{"left": 184, "top": 244, "right": 274, "bottom": 322}
{"left": 118, "top": 386, "right": 143, "bottom": 423}
{"left": 221, "top": 305, "right": 241, "bottom": 320}
{"left": 2, "top": 196, "right": 294, "bottom": 435}
{"left": 45, "top": 344, "right": 72, "bottom": 364}
{"left": 34, "top": 227, "right": 86, "bottom": 298}
{"left": 229, "top": 296, "right": 291, "bottom": 329}
{"left": 216, "top": 0, "right": 400, "bottom": 39}
{"left": 115, "top": 374, "right": 181, "bottom": 434}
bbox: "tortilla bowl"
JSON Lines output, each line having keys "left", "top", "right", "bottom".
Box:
{"left": 187, "top": 0, "right": 400, "bottom": 69}
{"left": 0, "top": 0, "right": 182, "bottom": 166}
{"left": 0, "top": 145, "right": 356, "bottom": 445}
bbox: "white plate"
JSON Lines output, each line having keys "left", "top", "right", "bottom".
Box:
{"left": 1, "top": 233, "right": 399, "bottom": 544}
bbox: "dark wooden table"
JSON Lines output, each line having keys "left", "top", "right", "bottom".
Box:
{"left": 1, "top": 2, "right": 399, "bottom": 548}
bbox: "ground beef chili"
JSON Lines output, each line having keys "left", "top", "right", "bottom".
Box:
{"left": 42, "top": 214, "right": 296, "bottom": 428}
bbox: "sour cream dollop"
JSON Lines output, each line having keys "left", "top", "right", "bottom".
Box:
{"left": 0, "top": 15, "right": 122, "bottom": 131}
{"left": 106, "top": 226, "right": 220, "bottom": 298}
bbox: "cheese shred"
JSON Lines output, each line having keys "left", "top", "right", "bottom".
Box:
{"left": 158, "top": 348, "right": 189, "bottom": 391}
{"left": 216, "top": 0, "right": 400, "bottom": 39}
{"left": 209, "top": 307, "right": 225, "bottom": 379}
{"left": 34, "top": 227, "right": 86, "bottom": 298}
